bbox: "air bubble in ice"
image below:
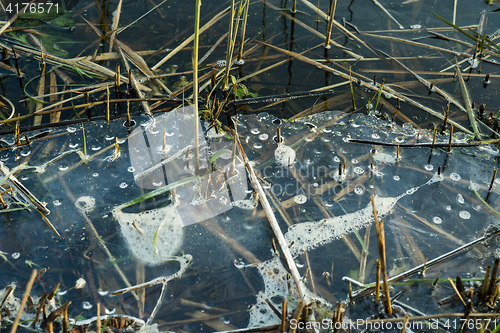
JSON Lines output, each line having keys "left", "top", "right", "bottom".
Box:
{"left": 91, "top": 146, "right": 101, "bottom": 151}
{"left": 333, "top": 156, "right": 340, "bottom": 163}
{"left": 250, "top": 128, "right": 260, "bottom": 135}
{"left": 105, "top": 308, "right": 116, "bottom": 314}
{"left": 351, "top": 159, "right": 358, "bottom": 164}
{"left": 424, "top": 164, "right": 434, "bottom": 171}
{"left": 75, "top": 196, "right": 96, "bottom": 213}
{"left": 372, "top": 133, "right": 380, "bottom": 139}
{"left": 294, "top": 195, "right": 307, "bottom": 204}
{"left": 119, "top": 182, "right": 128, "bottom": 188}
{"left": 93, "top": 173, "right": 99, "bottom": 177}
{"left": 406, "top": 187, "right": 417, "bottom": 195}
{"left": 259, "top": 134, "right": 269, "bottom": 141}
{"left": 446, "top": 205, "right": 452, "bottom": 211}
{"left": 450, "top": 173, "right": 461, "bottom": 181}
{"left": 433, "top": 216, "right": 442, "bottom": 224}
{"left": 393, "top": 175, "right": 400, "bottom": 181}
{"left": 58, "top": 165, "right": 69, "bottom": 171}
{"left": 459, "top": 211, "right": 471, "bottom": 219}
{"left": 67, "top": 127, "right": 77, "bottom": 133}
{"left": 69, "top": 143, "right": 79, "bottom": 148}
{"left": 98, "top": 289, "right": 109, "bottom": 296}
{"left": 53, "top": 200, "right": 62, "bottom": 206}
{"left": 82, "top": 301, "right": 93, "bottom": 309}
{"left": 11, "top": 252, "right": 20, "bottom": 259}
{"left": 254, "top": 143, "right": 263, "bottom": 149}
{"left": 354, "top": 186, "right": 364, "bottom": 195}
{"left": 128, "top": 166, "right": 135, "bottom": 172}
{"left": 353, "top": 167, "right": 364, "bottom": 175}
{"left": 457, "top": 194, "right": 464, "bottom": 204}
{"left": 152, "top": 180, "right": 163, "bottom": 187}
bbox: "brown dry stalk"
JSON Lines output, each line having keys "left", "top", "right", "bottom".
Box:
{"left": 372, "top": 196, "right": 392, "bottom": 314}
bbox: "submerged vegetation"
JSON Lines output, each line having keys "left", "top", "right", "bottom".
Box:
{"left": 1, "top": 0, "right": 500, "bottom": 332}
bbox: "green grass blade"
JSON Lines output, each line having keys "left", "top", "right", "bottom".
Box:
{"left": 432, "top": 13, "right": 478, "bottom": 43}
{"left": 116, "top": 176, "right": 200, "bottom": 210}
{"left": 473, "top": 189, "right": 500, "bottom": 217}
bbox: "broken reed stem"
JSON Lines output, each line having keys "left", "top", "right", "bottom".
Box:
{"left": 448, "top": 124, "right": 454, "bottom": 152}
{"left": 280, "top": 297, "right": 287, "bottom": 333}
{"left": 371, "top": 196, "right": 392, "bottom": 314}
{"left": 96, "top": 303, "right": 101, "bottom": 333}
{"left": 374, "top": 78, "right": 385, "bottom": 113}
{"left": 193, "top": 0, "right": 201, "bottom": 175}
{"left": 235, "top": 135, "right": 306, "bottom": 300}
{"left": 488, "top": 258, "right": 500, "bottom": 298}
{"left": 349, "top": 67, "right": 356, "bottom": 110}
{"left": 106, "top": 85, "right": 110, "bottom": 122}
{"left": 289, "top": 300, "right": 305, "bottom": 333}
{"left": 63, "top": 306, "right": 68, "bottom": 333}
{"left": 488, "top": 169, "right": 497, "bottom": 192}
{"left": 431, "top": 127, "right": 437, "bottom": 150}
{"left": 31, "top": 292, "right": 47, "bottom": 327}
{"left": 115, "top": 63, "right": 121, "bottom": 93}
{"left": 375, "top": 259, "right": 381, "bottom": 301}
{"left": 10, "top": 269, "right": 37, "bottom": 333}
{"left": 447, "top": 277, "right": 467, "bottom": 307}
{"left": 324, "top": 0, "right": 337, "bottom": 49}
{"left": 481, "top": 265, "right": 491, "bottom": 302}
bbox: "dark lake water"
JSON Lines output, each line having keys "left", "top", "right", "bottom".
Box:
{"left": 0, "top": 0, "right": 500, "bottom": 332}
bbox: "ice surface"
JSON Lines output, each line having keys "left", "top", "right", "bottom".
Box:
{"left": 112, "top": 202, "right": 184, "bottom": 266}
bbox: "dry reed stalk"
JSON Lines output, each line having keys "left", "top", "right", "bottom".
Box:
{"left": 375, "top": 259, "right": 381, "bottom": 301}
{"left": 288, "top": 300, "right": 305, "bottom": 333}
{"left": 280, "top": 298, "right": 287, "bottom": 332}
{"left": 489, "top": 169, "right": 498, "bottom": 192}
{"left": 324, "top": 0, "right": 337, "bottom": 49}
{"left": 481, "top": 265, "right": 491, "bottom": 302}
{"left": 10, "top": 269, "right": 37, "bottom": 333}
{"left": 237, "top": 0, "right": 250, "bottom": 63}
{"left": 235, "top": 135, "right": 306, "bottom": 300}
{"left": 108, "top": 0, "right": 123, "bottom": 53}
{"left": 96, "top": 303, "right": 101, "bottom": 333}
{"left": 488, "top": 258, "right": 500, "bottom": 298}
{"left": 447, "top": 277, "right": 467, "bottom": 307}
{"left": 372, "top": 196, "right": 392, "bottom": 314}
{"left": 448, "top": 125, "right": 454, "bottom": 152}
{"left": 371, "top": 0, "right": 403, "bottom": 29}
